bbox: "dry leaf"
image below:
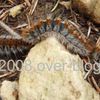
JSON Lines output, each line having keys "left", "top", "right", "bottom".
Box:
{"left": 9, "top": 4, "right": 24, "bottom": 17}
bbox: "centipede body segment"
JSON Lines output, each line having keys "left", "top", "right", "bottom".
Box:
{"left": 0, "top": 35, "right": 32, "bottom": 60}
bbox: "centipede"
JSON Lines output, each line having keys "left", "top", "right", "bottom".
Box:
{"left": 0, "top": 18, "right": 100, "bottom": 92}
{"left": 21, "top": 18, "right": 98, "bottom": 59}
{"left": 0, "top": 18, "right": 99, "bottom": 61}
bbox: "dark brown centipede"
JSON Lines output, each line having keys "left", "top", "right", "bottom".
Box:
{"left": 21, "top": 18, "right": 96, "bottom": 58}
{"left": 0, "top": 18, "right": 99, "bottom": 62}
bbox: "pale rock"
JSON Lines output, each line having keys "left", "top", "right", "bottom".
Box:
{"left": 72, "top": 0, "right": 100, "bottom": 24}
{"left": 19, "top": 37, "right": 100, "bottom": 100}
{"left": 0, "top": 80, "right": 18, "bottom": 100}
{"left": 93, "top": 0, "right": 100, "bottom": 23}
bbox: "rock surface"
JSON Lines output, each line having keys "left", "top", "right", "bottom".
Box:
{"left": 19, "top": 37, "right": 100, "bottom": 100}
{"left": 0, "top": 80, "right": 18, "bottom": 100}
{"left": 72, "top": 0, "right": 100, "bottom": 24}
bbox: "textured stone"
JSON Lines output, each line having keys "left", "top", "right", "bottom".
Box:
{"left": 93, "top": 0, "right": 100, "bottom": 23}
{"left": 19, "top": 37, "right": 100, "bottom": 100}
{"left": 0, "top": 80, "right": 18, "bottom": 100}
{"left": 72, "top": 0, "right": 100, "bottom": 24}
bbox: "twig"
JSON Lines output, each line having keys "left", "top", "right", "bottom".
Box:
{"left": 0, "top": 10, "right": 9, "bottom": 20}
{"left": 0, "top": 72, "right": 14, "bottom": 79}
{"left": 13, "top": 23, "right": 28, "bottom": 29}
{"left": 24, "top": 0, "right": 31, "bottom": 7}
{"left": 29, "top": 0, "right": 38, "bottom": 15}
{"left": 87, "top": 76, "right": 92, "bottom": 86}
{"left": 96, "top": 37, "right": 100, "bottom": 50}
{"left": 91, "top": 76, "right": 100, "bottom": 93}
{"left": 0, "top": 21, "right": 22, "bottom": 38}
{"left": 59, "top": 1, "right": 71, "bottom": 10}
{"left": 68, "top": 20, "right": 85, "bottom": 36}
{"left": 8, "top": 0, "right": 15, "bottom": 5}
{"left": 7, "top": 72, "right": 18, "bottom": 78}
{"left": 87, "top": 26, "right": 91, "bottom": 38}
{"left": 51, "top": 0, "right": 60, "bottom": 12}
{"left": 26, "top": 14, "right": 31, "bottom": 28}
{"left": 0, "top": 5, "right": 11, "bottom": 8}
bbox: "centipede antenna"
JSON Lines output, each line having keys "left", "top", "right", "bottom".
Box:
{"left": 0, "top": 21, "right": 22, "bottom": 39}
